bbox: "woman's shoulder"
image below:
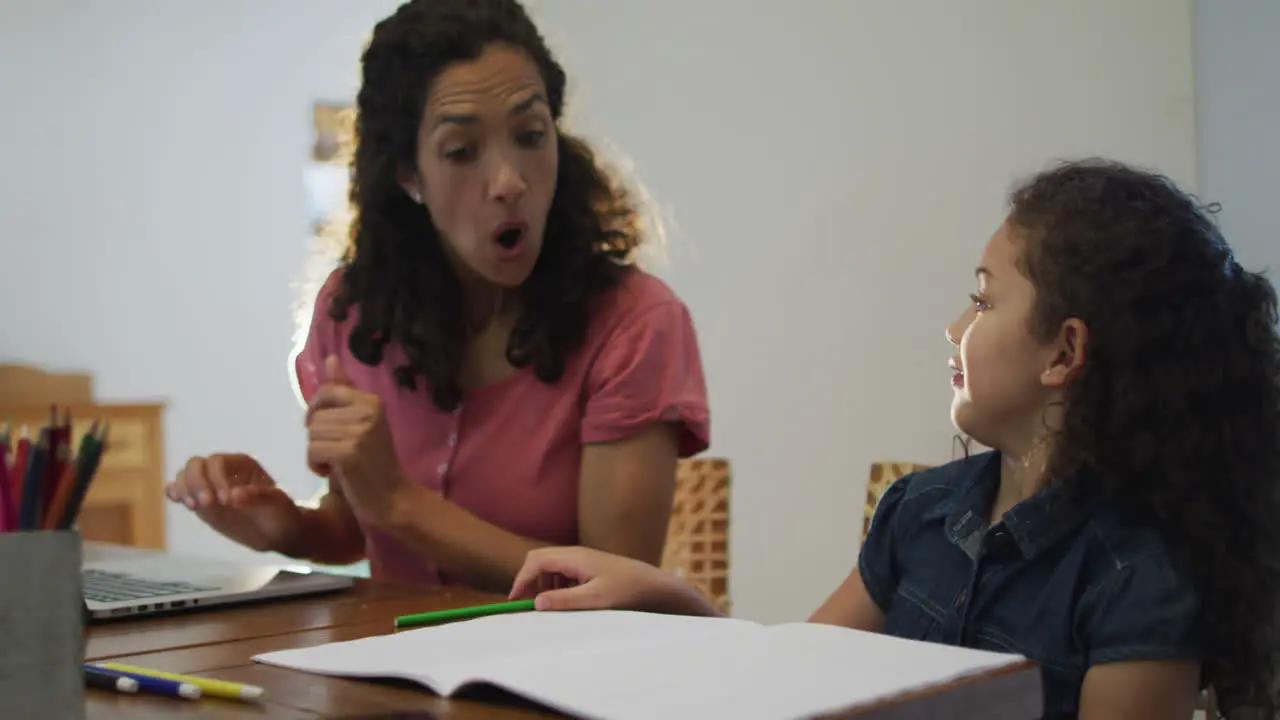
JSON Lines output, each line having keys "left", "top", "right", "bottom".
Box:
{"left": 587, "top": 265, "right": 690, "bottom": 336}
{"left": 312, "top": 265, "right": 348, "bottom": 316}
{"left": 293, "top": 264, "right": 351, "bottom": 342}
{"left": 297, "top": 264, "right": 404, "bottom": 390}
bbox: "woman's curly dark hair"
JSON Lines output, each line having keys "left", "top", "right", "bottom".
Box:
{"left": 1008, "top": 158, "right": 1280, "bottom": 715}
{"left": 331, "top": 0, "right": 644, "bottom": 411}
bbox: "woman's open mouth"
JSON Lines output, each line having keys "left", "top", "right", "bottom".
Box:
{"left": 491, "top": 222, "right": 527, "bottom": 260}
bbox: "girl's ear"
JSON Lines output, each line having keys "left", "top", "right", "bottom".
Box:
{"left": 1041, "top": 318, "right": 1088, "bottom": 388}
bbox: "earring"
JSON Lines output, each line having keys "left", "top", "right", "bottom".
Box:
{"left": 1025, "top": 401, "right": 1064, "bottom": 475}
{"left": 407, "top": 187, "right": 422, "bottom": 204}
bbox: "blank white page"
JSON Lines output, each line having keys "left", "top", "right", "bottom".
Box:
{"left": 253, "top": 610, "right": 758, "bottom": 696}
{"left": 481, "top": 620, "right": 1026, "bottom": 720}
{"left": 253, "top": 611, "right": 1026, "bottom": 719}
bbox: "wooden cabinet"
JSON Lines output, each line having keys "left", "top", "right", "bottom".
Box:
{"left": 3, "top": 403, "right": 166, "bottom": 549}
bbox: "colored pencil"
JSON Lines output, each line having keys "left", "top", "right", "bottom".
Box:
{"left": 0, "top": 421, "right": 11, "bottom": 532}
{"left": 93, "top": 663, "right": 264, "bottom": 702}
{"left": 43, "top": 408, "right": 70, "bottom": 513}
{"left": 18, "top": 430, "right": 48, "bottom": 530}
{"left": 394, "top": 598, "right": 536, "bottom": 629}
{"left": 10, "top": 428, "right": 30, "bottom": 518}
{"left": 58, "top": 422, "right": 108, "bottom": 530}
{"left": 40, "top": 406, "right": 59, "bottom": 511}
{"left": 84, "top": 666, "right": 139, "bottom": 694}
{"left": 88, "top": 666, "right": 200, "bottom": 700}
{"left": 43, "top": 420, "right": 94, "bottom": 530}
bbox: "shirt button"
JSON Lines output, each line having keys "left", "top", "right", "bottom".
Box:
{"left": 447, "top": 433, "right": 457, "bottom": 447}
{"left": 954, "top": 590, "right": 966, "bottom": 609}
{"left": 437, "top": 461, "right": 449, "bottom": 475}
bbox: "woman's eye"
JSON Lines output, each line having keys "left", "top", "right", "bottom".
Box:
{"left": 970, "top": 293, "right": 990, "bottom": 310}
{"left": 443, "top": 145, "right": 475, "bottom": 162}
{"left": 516, "top": 130, "right": 545, "bottom": 148}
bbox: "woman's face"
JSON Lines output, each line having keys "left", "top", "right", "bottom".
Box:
{"left": 401, "top": 44, "right": 558, "bottom": 289}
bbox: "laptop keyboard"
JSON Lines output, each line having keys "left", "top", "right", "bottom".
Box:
{"left": 82, "top": 568, "right": 218, "bottom": 604}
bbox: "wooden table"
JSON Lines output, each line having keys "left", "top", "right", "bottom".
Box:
{"left": 85, "top": 576, "right": 553, "bottom": 717}
{"left": 83, "top": 545, "right": 1042, "bottom": 718}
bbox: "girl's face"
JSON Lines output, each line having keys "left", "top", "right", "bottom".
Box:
{"left": 946, "top": 222, "right": 1084, "bottom": 457}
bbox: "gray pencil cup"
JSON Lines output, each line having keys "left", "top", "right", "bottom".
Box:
{"left": 0, "top": 530, "right": 85, "bottom": 719}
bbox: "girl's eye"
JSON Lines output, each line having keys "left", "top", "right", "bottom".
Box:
{"left": 970, "top": 293, "right": 990, "bottom": 311}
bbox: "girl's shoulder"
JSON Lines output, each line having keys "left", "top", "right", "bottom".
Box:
{"left": 887, "top": 451, "right": 1000, "bottom": 507}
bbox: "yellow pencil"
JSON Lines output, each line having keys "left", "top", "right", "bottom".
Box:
{"left": 93, "top": 663, "right": 264, "bottom": 702}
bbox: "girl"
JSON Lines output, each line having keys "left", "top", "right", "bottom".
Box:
{"left": 510, "top": 159, "right": 1280, "bottom": 719}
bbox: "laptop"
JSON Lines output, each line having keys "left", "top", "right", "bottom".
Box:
{"left": 82, "top": 551, "right": 355, "bottom": 620}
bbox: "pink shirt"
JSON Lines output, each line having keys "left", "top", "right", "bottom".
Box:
{"left": 295, "top": 266, "right": 710, "bottom": 587}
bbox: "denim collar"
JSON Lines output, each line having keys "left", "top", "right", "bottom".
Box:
{"left": 923, "top": 451, "right": 1094, "bottom": 560}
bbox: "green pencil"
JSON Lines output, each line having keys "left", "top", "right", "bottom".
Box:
{"left": 394, "top": 599, "right": 537, "bottom": 629}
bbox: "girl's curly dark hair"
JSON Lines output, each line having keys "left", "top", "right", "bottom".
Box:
{"left": 1008, "top": 158, "right": 1280, "bottom": 715}
{"left": 331, "top": 0, "right": 644, "bottom": 411}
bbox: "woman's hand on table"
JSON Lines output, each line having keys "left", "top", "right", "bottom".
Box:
{"left": 165, "top": 453, "right": 303, "bottom": 552}
{"left": 306, "top": 355, "right": 417, "bottom": 528}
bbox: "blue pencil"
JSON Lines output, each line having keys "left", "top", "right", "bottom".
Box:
{"left": 18, "top": 431, "right": 48, "bottom": 531}
{"left": 84, "top": 666, "right": 139, "bottom": 694}
{"left": 87, "top": 666, "right": 201, "bottom": 700}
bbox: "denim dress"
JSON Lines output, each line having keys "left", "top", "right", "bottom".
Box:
{"left": 858, "top": 452, "right": 1201, "bottom": 719}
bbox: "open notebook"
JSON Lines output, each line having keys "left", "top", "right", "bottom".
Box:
{"left": 253, "top": 610, "right": 1037, "bottom": 720}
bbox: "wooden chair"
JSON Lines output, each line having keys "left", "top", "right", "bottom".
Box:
{"left": 862, "top": 461, "right": 931, "bottom": 541}
{"left": 662, "top": 457, "right": 731, "bottom": 614}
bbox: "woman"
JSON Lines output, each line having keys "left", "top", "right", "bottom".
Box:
{"left": 165, "top": 0, "right": 710, "bottom": 593}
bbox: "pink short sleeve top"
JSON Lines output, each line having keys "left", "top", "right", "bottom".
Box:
{"left": 294, "top": 266, "right": 710, "bottom": 587}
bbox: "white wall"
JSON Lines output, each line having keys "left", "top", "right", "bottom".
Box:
{"left": 0, "top": 0, "right": 402, "bottom": 556}
{"left": 1195, "top": 0, "right": 1280, "bottom": 275}
{"left": 0, "top": 0, "right": 1196, "bottom": 623}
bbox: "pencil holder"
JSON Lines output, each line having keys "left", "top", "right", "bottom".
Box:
{"left": 0, "top": 530, "right": 85, "bottom": 719}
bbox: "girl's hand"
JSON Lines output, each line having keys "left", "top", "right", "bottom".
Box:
{"left": 510, "top": 545, "right": 718, "bottom": 616}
